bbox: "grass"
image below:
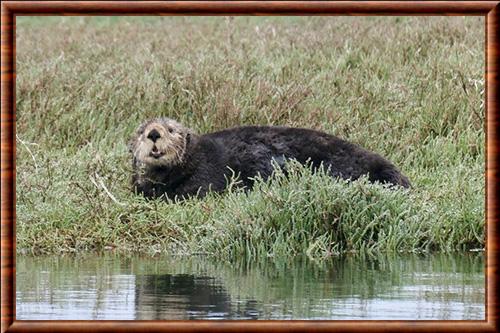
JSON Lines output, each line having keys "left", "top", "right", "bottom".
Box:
{"left": 15, "top": 16, "right": 485, "bottom": 259}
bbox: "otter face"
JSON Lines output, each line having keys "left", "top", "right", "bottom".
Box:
{"left": 130, "top": 118, "right": 191, "bottom": 168}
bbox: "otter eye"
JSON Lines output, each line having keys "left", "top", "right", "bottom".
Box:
{"left": 168, "top": 127, "right": 174, "bottom": 133}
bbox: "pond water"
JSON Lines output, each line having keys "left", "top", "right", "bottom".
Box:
{"left": 16, "top": 253, "right": 485, "bottom": 320}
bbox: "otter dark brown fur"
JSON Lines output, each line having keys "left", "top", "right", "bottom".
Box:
{"left": 129, "top": 118, "right": 410, "bottom": 200}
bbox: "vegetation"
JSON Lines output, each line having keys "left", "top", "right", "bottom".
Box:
{"left": 15, "top": 16, "right": 484, "bottom": 259}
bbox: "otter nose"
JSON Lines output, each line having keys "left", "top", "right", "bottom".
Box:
{"left": 147, "top": 129, "right": 161, "bottom": 143}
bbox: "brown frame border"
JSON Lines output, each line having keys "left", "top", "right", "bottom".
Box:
{"left": 1, "top": 1, "right": 498, "bottom": 332}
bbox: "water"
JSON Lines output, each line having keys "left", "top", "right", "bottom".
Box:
{"left": 16, "top": 253, "right": 485, "bottom": 320}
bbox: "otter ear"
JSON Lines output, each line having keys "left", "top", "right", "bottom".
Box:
{"left": 186, "top": 133, "right": 191, "bottom": 145}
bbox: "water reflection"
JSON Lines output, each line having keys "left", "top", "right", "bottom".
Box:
{"left": 16, "top": 253, "right": 485, "bottom": 320}
{"left": 135, "top": 274, "right": 259, "bottom": 320}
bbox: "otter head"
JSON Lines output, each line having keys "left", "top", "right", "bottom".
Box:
{"left": 129, "top": 118, "right": 194, "bottom": 169}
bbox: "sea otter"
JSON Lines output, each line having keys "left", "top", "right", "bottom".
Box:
{"left": 129, "top": 118, "right": 410, "bottom": 200}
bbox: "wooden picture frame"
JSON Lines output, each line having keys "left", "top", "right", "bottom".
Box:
{"left": 1, "top": 1, "right": 498, "bottom": 332}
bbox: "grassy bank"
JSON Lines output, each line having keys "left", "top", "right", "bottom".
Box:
{"left": 15, "top": 16, "right": 485, "bottom": 259}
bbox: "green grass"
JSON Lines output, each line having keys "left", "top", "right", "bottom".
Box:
{"left": 15, "top": 16, "right": 485, "bottom": 259}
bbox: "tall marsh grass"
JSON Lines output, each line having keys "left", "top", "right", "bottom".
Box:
{"left": 15, "top": 16, "right": 485, "bottom": 259}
